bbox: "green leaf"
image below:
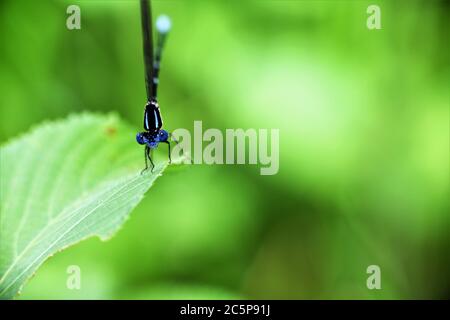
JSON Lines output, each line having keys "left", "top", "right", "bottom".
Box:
{"left": 0, "top": 113, "right": 166, "bottom": 299}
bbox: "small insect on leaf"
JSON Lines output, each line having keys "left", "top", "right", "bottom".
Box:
{"left": 0, "top": 113, "right": 167, "bottom": 299}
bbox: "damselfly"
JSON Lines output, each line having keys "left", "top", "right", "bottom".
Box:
{"left": 136, "top": 0, "right": 174, "bottom": 173}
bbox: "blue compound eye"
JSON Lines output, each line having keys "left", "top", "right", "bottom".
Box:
{"left": 136, "top": 132, "right": 146, "bottom": 145}
{"left": 159, "top": 130, "right": 169, "bottom": 142}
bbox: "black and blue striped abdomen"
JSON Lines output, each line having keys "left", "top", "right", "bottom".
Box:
{"left": 143, "top": 100, "right": 163, "bottom": 131}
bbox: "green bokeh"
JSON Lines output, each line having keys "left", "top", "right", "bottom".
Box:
{"left": 0, "top": 0, "right": 448, "bottom": 299}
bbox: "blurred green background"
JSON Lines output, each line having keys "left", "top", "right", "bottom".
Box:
{"left": 0, "top": 0, "right": 448, "bottom": 299}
